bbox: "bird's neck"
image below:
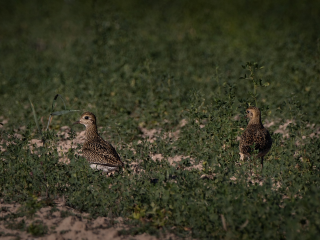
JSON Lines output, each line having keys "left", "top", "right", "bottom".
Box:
{"left": 249, "top": 116, "right": 263, "bottom": 126}
{"left": 85, "top": 124, "right": 100, "bottom": 141}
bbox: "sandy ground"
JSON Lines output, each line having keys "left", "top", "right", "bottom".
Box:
{"left": 0, "top": 198, "right": 174, "bottom": 240}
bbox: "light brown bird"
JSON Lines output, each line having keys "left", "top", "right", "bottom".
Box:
{"left": 73, "top": 112, "right": 124, "bottom": 172}
{"left": 239, "top": 107, "right": 272, "bottom": 168}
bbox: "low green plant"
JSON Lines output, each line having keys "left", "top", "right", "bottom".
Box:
{"left": 18, "top": 195, "right": 45, "bottom": 218}
{"left": 59, "top": 229, "right": 71, "bottom": 234}
{"left": 60, "top": 210, "right": 74, "bottom": 218}
{"left": 5, "top": 219, "right": 26, "bottom": 231}
{"left": 239, "top": 62, "right": 270, "bottom": 107}
{"left": 27, "top": 220, "right": 48, "bottom": 237}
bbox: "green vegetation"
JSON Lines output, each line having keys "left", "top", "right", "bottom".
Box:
{"left": 27, "top": 220, "right": 48, "bottom": 237}
{"left": 1, "top": 0, "right": 320, "bottom": 239}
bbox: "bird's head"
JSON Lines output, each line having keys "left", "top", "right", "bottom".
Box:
{"left": 73, "top": 112, "right": 97, "bottom": 127}
{"left": 246, "top": 106, "right": 261, "bottom": 121}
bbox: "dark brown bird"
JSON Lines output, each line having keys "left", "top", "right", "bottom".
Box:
{"left": 73, "top": 112, "right": 124, "bottom": 172}
{"left": 239, "top": 107, "right": 272, "bottom": 168}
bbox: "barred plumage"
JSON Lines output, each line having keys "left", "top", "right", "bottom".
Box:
{"left": 239, "top": 107, "right": 272, "bottom": 168}
{"left": 73, "top": 112, "right": 124, "bottom": 172}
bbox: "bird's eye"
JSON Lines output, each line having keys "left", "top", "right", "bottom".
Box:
{"left": 84, "top": 116, "right": 89, "bottom": 120}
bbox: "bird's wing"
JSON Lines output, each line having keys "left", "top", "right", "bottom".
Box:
{"left": 83, "top": 142, "right": 123, "bottom": 167}
{"left": 255, "top": 128, "right": 272, "bottom": 150}
{"left": 240, "top": 129, "right": 254, "bottom": 155}
{"left": 240, "top": 125, "right": 263, "bottom": 155}
{"left": 99, "top": 138, "right": 121, "bottom": 158}
{"left": 240, "top": 127, "right": 272, "bottom": 156}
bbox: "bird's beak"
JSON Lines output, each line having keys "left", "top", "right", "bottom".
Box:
{"left": 73, "top": 121, "right": 80, "bottom": 125}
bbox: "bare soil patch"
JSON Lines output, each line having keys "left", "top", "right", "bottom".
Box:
{"left": 0, "top": 199, "right": 173, "bottom": 240}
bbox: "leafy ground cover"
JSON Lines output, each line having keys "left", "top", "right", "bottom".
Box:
{"left": 1, "top": 0, "right": 320, "bottom": 239}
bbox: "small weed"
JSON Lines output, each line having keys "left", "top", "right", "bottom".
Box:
{"left": 0, "top": 207, "right": 9, "bottom": 213}
{"left": 239, "top": 62, "right": 269, "bottom": 107}
{"left": 60, "top": 229, "right": 71, "bottom": 234}
{"left": 5, "top": 219, "right": 26, "bottom": 231}
{"left": 0, "top": 232, "right": 19, "bottom": 238}
{"left": 18, "top": 195, "right": 45, "bottom": 218}
{"left": 60, "top": 210, "right": 74, "bottom": 218}
{"left": 27, "top": 220, "right": 48, "bottom": 237}
{"left": 49, "top": 206, "right": 59, "bottom": 214}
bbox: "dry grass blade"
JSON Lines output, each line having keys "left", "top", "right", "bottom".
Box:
{"left": 45, "top": 115, "right": 53, "bottom": 132}
{"left": 221, "top": 214, "right": 227, "bottom": 231}
{"left": 29, "top": 98, "right": 42, "bottom": 136}
{"left": 240, "top": 219, "right": 249, "bottom": 229}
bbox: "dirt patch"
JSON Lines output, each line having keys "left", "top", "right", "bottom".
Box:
{"left": 264, "top": 119, "right": 294, "bottom": 138}
{"left": 140, "top": 119, "right": 187, "bottom": 143}
{"left": 138, "top": 119, "right": 201, "bottom": 170}
{"left": 0, "top": 199, "right": 174, "bottom": 240}
{"left": 0, "top": 117, "right": 8, "bottom": 128}
{"left": 151, "top": 154, "right": 202, "bottom": 171}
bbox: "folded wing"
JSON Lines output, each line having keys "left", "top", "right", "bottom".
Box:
{"left": 83, "top": 141, "right": 123, "bottom": 167}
